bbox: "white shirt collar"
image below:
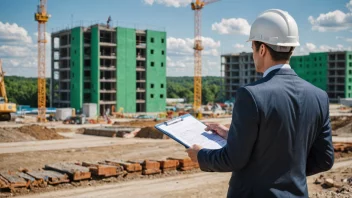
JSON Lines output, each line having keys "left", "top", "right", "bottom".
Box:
{"left": 263, "top": 64, "right": 291, "bottom": 77}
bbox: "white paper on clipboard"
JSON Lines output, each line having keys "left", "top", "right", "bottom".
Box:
{"left": 155, "top": 114, "right": 227, "bottom": 149}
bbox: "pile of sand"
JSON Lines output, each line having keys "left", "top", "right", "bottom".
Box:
{"left": 0, "top": 128, "right": 36, "bottom": 143}
{"left": 135, "top": 127, "right": 169, "bottom": 139}
{"left": 0, "top": 125, "right": 66, "bottom": 143}
{"left": 18, "top": 125, "right": 66, "bottom": 140}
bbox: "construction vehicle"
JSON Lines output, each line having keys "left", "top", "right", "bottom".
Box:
{"left": 0, "top": 60, "right": 16, "bottom": 121}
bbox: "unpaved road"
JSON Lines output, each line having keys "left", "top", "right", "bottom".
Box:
{"left": 0, "top": 131, "right": 350, "bottom": 155}
{"left": 0, "top": 134, "right": 174, "bottom": 154}
{"left": 17, "top": 160, "right": 352, "bottom": 198}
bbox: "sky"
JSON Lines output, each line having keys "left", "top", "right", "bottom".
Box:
{"left": 0, "top": 0, "right": 351, "bottom": 77}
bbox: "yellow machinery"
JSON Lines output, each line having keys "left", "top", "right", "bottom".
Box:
{"left": 191, "top": 0, "right": 219, "bottom": 118}
{"left": 35, "top": 0, "right": 50, "bottom": 122}
{"left": 0, "top": 60, "right": 16, "bottom": 121}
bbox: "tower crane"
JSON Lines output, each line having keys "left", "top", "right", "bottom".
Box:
{"left": 191, "top": 0, "right": 219, "bottom": 116}
{"left": 35, "top": 0, "right": 50, "bottom": 122}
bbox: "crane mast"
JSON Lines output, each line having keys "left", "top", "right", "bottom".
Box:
{"left": 191, "top": 0, "right": 219, "bottom": 115}
{"left": 35, "top": 0, "right": 50, "bottom": 122}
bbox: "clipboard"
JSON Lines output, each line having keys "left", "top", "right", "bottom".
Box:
{"left": 154, "top": 114, "right": 227, "bottom": 149}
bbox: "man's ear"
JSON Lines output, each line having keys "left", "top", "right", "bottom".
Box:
{"left": 260, "top": 44, "right": 266, "bottom": 57}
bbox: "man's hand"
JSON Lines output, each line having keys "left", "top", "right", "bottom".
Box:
{"left": 186, "top": 144, "right": 203, "bottom": 163}
{"left": 204, "top": 122, "right": 229, "bottom": 140}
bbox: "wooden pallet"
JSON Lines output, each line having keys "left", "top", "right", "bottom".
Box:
{"left": 45, "top": 163, "right": 91, "bottom": 181}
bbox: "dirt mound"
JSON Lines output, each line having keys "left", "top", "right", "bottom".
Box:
{"left": 135, "top": 127, "right": 169, "bottom": 139}
{"left": 334, "top": 122, "right": 352, "bottom": 136}
{"left": 0, "top": 128, "right": 36, "bottom": 143}
{"left": 114, "top": 120, "right": 160, "bottom": 128}
{"left": 331, "top": 116, "right": 352, "bottom": 130}
{"left": 51, "top": 128, "right": 73, "bottom": 133}
{"left": 18, "top": 125, "right": 66, "bottom": 140}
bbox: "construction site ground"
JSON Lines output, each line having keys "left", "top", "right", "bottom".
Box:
{"left": 0, "top": 114, "right": 352, "bottom": 197}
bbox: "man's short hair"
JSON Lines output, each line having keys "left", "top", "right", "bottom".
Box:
{"left": 253, "top": 41, "right": 294, "bottom": 61}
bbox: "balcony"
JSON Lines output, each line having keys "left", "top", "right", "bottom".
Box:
{"left": 136, "top": 88, "right": 146, "bottom": 93}
{"left": 136, "top": 66, "right": 146, "bottom": 71}
{"left": 100, "top": 78, "right": 116, "bottom": 82}
{"left": 100, "top": 66, "right": 116, "bottom": 71}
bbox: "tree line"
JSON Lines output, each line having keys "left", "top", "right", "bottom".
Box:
{"left": 3, "top": 76, "right": 225, "bottom": 107}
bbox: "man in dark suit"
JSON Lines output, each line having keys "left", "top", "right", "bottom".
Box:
{"left": 186, "top": 9, "right": 334, "bottom": 198}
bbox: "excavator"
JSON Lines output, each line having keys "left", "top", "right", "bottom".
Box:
{"left": 0, "top": 60, "right": 16, "bottom": 121}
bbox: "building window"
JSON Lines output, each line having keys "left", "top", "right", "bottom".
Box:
{"left": 162, "top": 50, "right": 165, "bottom": 55}
{"left": 151, "top": 37, "right": 154, "bottom": 43}
{"left": 350, "top": 55, "right": 352, "bottom": 59}
{"left": 350, "top": 62, "right": 352, "bottom": 67}
{"left": 151, "top": 49, "right": 154, "bottom": 54}
{"left": 161, "top": 38, "right": 165, "bottom": 43}
{"left": 349, "top": 86, "right": 351, "bottom": 90}
{"left": 161, "top": 84, "right": 164, "bottom": 88}
{"left": 161, "top": 62, "right": 164, "bottom": 67}
{"left": 75, "top": 50, "right": 77, "bottom": 55}
{"left": 151, "top": 94, "right": 154, "bottom": 98}
{"left": 151, "top": 62, "right": 154, "bottom": 67}
{"left": 350, "top": 78, "right": 352, "bottom": 83}
{"left": 160, "top": 94, "right": 164, "bottom": 98}
{"left": 350, "top": 70, "right": 352, "bottom": 75}
{"left": 151, "top": 83, "right": 154, "bottom": 88}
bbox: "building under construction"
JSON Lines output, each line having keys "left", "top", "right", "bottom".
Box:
{"left": 51, "top": 24, "right": 167, "bottom": 115}
{"left": 221, "top": 52, "right": 262, "bottom": 100}
{"left": 222, "top": 51, "right": 352, "bottom": 103}
{"left": 290, "top": 51, "right": 352, "bottom": 103}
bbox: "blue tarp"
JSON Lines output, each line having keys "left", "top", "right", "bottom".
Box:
{"left": 17, "top": 105, "right": 56, "bottom": 115}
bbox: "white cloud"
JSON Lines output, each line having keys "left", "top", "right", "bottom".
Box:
{"left": 305, "top": 43, "right": 317, "bottom": 51}
{"left": 296, "top": 42, "right": 352, "bottom": 55}
{"left": 166, "top": 55, "right": 220, "bottom": 76}
{"left": 143, "top": 0, "right": 192, "bottom": 7}
{"left": 336, "top": 36, "right": 352, "bottom": 42}
{"left": 308, "top": 1, "right": 352, "bottom": 32}
{"left": 0, "top": 21, "right": 51, "bottom": 77}
{"left": 0, "top": 21, "right": 32, "bottom": 44}
{"left": 167, "top": 36, "right": 221, "bottom": 56}
{"left": 167, "top": 56, "right": 191, "bottom": 68}
{"left": 212, "top": 18, "right": 251, "bottom": 35}
{"left": 234, "top": 44, "right": 244, "bottom": 49}
{"left": 347, "top": 0, "right": 352, "bottom": 12}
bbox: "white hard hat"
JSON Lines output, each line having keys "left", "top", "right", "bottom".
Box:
{"left": 247, "top": 9, "right": 300, "bottom": 52}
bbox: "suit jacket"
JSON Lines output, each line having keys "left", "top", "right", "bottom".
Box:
{"left": 197, "top": 68, "right": 334, "bottom": 198}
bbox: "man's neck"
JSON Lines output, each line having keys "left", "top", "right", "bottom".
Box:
{"left": 262, "top": 60, "right": 289, "bottom": 73}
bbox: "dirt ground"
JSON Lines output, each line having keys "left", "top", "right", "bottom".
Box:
{"left": 113, "top": 120, "right": 161, "bottom": 128}
{"left": 0, "top": 116, "right": 352, "bottom": 197}
{"left": 0, "top": 125, "right": 69, "bottom": 143}
{"left": 309, "top": 166, "right": 352, "bottom": 198}
{"left": 331, "top": 116, "right": 352, "bottom": 137}
{"left": 135, "top": 127, "right": 169, "bottom": 139}
{"left": 0, "top": 140, "right": 186, "bottom": 171}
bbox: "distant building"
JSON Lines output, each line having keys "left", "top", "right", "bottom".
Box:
{"left": 291, "top": 51, "right": 352, "bottom": 103}
{"left": 221, "top": 51, "right": 352, "bottom": 103}
{"left": 51, "top": 24, "right": 167, "bottom": 115}
{"left": 221, "top": 52, "right": 262, "bottom": 100}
